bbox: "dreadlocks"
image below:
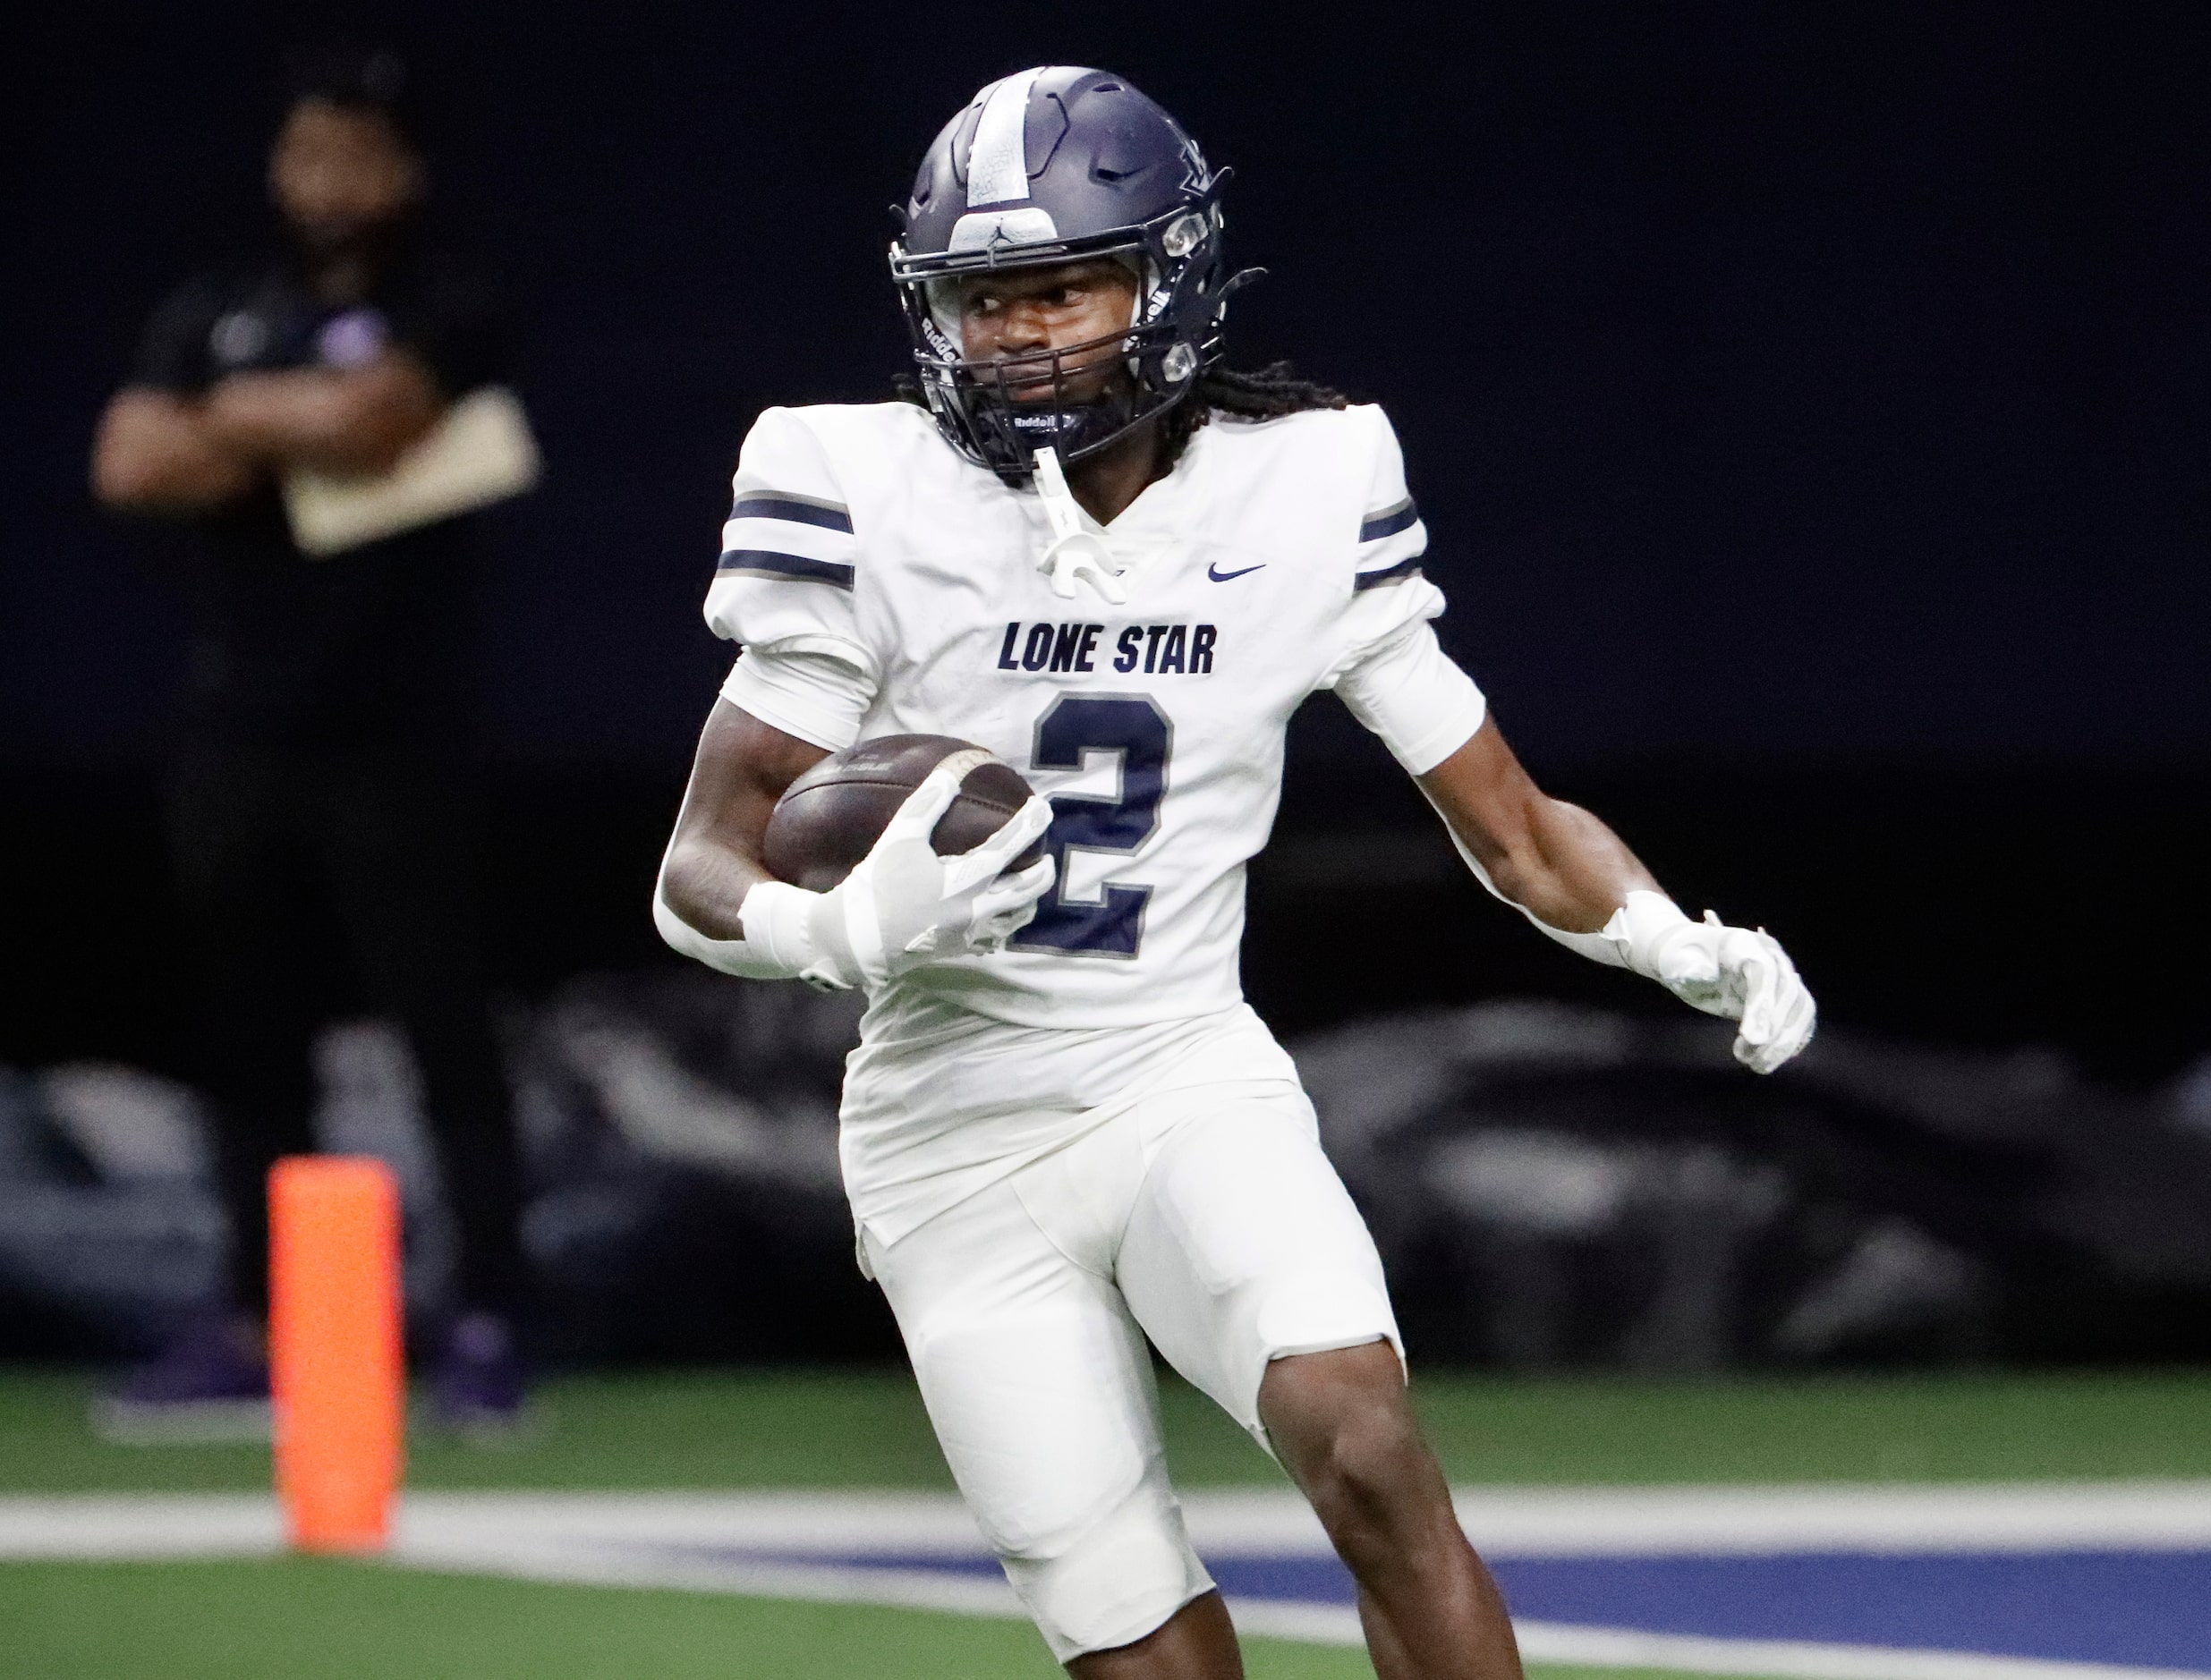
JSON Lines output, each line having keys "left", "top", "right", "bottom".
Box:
{"left": 1158, "top": 360, "right": 1349, "bottom": 464}
{"left": 1192, "top": 361, "right": 1351, "bottom": 419}
{"left": 892, "top": 360, "right": 1351, "bottom": 473}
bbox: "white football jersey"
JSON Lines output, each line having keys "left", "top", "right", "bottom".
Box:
{"left": 703, "top": 399, "right": 1481, "bottom": 1239}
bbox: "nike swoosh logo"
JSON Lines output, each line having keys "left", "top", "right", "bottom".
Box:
{"left": 1207, "top": 562, "right": 1266, "bottom": 582}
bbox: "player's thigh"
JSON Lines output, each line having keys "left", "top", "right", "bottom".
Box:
{"left": 1118, "top": 1082, "right": 1399, "bottom": 1438}
{"left": 864, "top": 1180, "right": 1163, "bottom": 1560}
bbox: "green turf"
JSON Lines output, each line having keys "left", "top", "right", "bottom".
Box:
{"left": 0, "top": 1557, "right": 1722, "bottom": 1680}
{"left": 1399, "top": 1369, "right": 2211, "bottom": 1485}
{"left": 9, "top": 1365, "right": 2205, "bottom": 1680}
{"left": 3, "top": 1364, "right": 2207, "bottom": 1493}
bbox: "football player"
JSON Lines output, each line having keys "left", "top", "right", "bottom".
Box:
{"left": 657, "top": 67, "right": 1815, "bottom": 1680}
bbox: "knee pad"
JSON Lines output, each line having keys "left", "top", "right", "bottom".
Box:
{"left": 999, "top": 1472, "right": 1214, "bottom": 1663}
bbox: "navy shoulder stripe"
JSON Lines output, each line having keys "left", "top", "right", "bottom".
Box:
{"left": 1353, "top": 556, "right": 1423, "bottom": 592}
{"left": 1358, "top": 498, "right": 1419, "bottom": 543}
{"left": 729, "top": 494, "right": 854, "bottom": 534}
{"left": 717, "top": 550, "right": 855, "bottom": 590}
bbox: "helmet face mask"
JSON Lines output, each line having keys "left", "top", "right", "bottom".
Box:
{"left": 889, "top": 68, "right": 1254, "bottom": 479}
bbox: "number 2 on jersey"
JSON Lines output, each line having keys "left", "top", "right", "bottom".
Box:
{"left": 1011, "top": 696, "right": 1170, "bottom": 957}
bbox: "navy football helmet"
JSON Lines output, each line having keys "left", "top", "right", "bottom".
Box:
{"left": 890, "top": 67, "right": 1258, "bottom": 479}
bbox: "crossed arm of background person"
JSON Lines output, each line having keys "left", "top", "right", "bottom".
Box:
{"left": 90, "top": 350, "right": 444, "bottom": 514}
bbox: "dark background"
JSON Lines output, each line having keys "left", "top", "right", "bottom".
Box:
{"left": 5, "top": 2, "right": 2206, "bottom": 1081}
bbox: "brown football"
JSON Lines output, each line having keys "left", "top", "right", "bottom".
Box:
{"left": 763, "top": 734, "right": 1046, "bottom": 893}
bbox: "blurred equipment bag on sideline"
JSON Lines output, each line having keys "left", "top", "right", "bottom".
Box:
{"left": 282, "top": 386, "right": 540, "bottom": 556}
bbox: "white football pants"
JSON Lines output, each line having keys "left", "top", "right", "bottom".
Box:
{"left": 861, "top": 1077, "right": 1401, "bottom": 1662}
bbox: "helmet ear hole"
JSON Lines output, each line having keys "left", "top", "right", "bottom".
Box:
{"left": 923, "top": 277, "right": 964, "bottom": 345}
{"left": 1106, "top": 252, "right": 1152, "bottom": 328}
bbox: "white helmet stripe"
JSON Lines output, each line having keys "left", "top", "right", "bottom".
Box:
{"left": 965, "top": 67, "right": 1047, "bottom": 208}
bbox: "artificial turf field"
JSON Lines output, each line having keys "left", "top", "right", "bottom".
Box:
{"left": 3, "top": 1366, "right": 2207, "bottom": 1678}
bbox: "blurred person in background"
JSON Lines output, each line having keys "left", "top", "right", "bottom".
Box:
{"left": 89, "top": 47, "right": 529, "bottom": 1435}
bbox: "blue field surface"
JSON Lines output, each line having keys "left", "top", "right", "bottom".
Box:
{"left": 693, "top": 1544, "right": 2211, "bottom": 1673}
{"left": 8, "top": 1483, "right": 2209, "bottom": 1676}
{"left": 1228, "top": 1552, "right": 2211, "bottom": 1671}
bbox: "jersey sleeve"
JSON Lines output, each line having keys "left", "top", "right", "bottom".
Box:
{"left": 719, "top": 647, "right": 872, "bottom": 751}
{"left": 1348, "top": 404, "right": 1429, "bottom": 596}
{"left": 1332, "top": 623, "right": 1487, "bottom": 773}
{"left": 702, "top": 407, "right": 880, "bottom": 684}
{"left": 1320, "top": 406, "right": 1452, "bottom": 679}
{"left": 1319, "top": 407, "right": 1485, "bottom": 772}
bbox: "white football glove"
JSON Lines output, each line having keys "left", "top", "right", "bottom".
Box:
{"left": 1603, "top": 890, "right": 1817, "bottom": 1073}
{"left": 739, "top": 752, "right": 1057, "bottom": 992}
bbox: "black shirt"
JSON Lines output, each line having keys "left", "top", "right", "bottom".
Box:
{"left": 132, "top": 235, "right": 511, "bottom": 751}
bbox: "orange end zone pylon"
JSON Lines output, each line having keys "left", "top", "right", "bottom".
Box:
{"left": 268, "top": 1156, "right": 404, "bottom": 1553}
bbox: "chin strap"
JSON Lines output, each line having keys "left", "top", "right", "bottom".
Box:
{"left": 1031, "top": 447, "right": 1128, "bottom": 605}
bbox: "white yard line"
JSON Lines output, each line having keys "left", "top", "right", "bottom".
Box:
{"left": 387, "top": 1541, "right": 2211, "bottom": 1680}
{"left": 0, "top": 1494, "right": 279, "bottom": 1558}
{"left": 397, "top": 1489, "right": 992, "bottom": 1553}
{"left": 4, "top": 1488, "right": 2208, "bottom": 1680}
{"left": 1233, "top": 1602, "right": 2211, "bottom": 1680}
{"left": 393, "top": 1532, "right": 1023, "bottom": 1620}
{"left": 1444, "top": 1482, "right": 2211, "bottom": 1558}
{"left": 389, "top": 1481, "right": 2211, "bottom": 1559}
{"left": 1504, "top": 1622, "right": 2211, "bottom": 1680}
{"left": 12, "top": 1483, "right": 2204, "bottom": 1564}
{"left": 387, "top": 1534, "right": 2211, "bottom": 1680}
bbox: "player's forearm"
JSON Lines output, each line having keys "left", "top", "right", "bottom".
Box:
{"left": 1414, "top": 720, "right": 1658, "bottom": 935}
{"left": 658, "top": 838, "right": 774, "bottom": 942}
{"left": 654, "top": 700, "right": 833, "bottom": 969}
{"left": 1416, "top": 723, "right": 1815, "bottom": 1070}
{"left": 91, "top": 392, "right": 260, "bottom": 513}
{"left": 1470, "top": 793, "right": 1661, "bottom": 935}
{"left": 654, "top": 830, "right": 818, "bottom": 984}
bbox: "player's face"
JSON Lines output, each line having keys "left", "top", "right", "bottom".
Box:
{"left": 949, "top": 259, "right": 1140, "bottom": 402}
{"left": 270, "top": 98, "right": 423, "bottom": 250}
